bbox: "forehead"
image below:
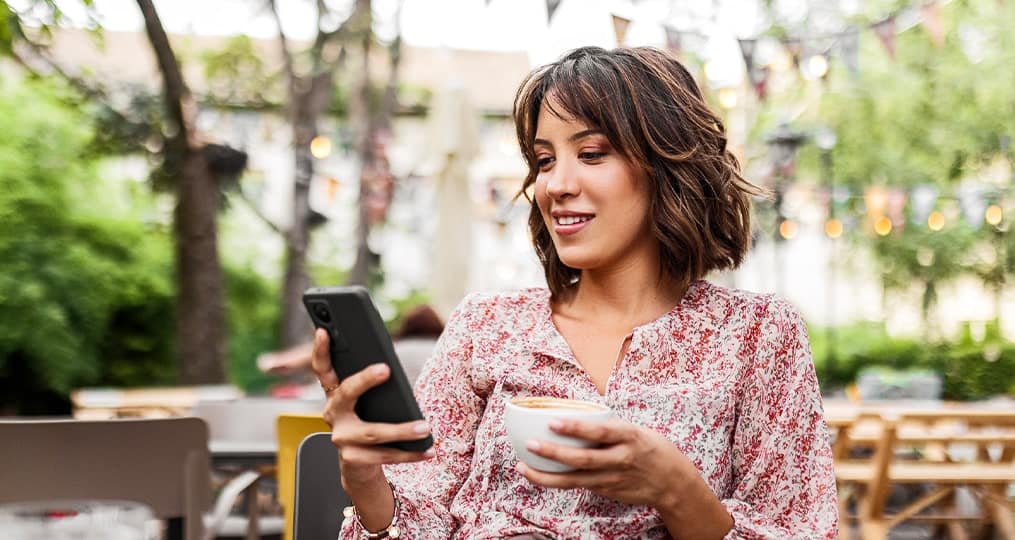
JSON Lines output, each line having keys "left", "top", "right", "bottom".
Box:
{"left": 534, "top": 96, "right": 595, "bottom": 137}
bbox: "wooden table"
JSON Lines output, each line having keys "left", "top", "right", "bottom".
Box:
{"left": 70, "top": 385, "right": 243, "bottom": 419}
{"left": 827, "top": 402, "right": 1015, "bottom": 540}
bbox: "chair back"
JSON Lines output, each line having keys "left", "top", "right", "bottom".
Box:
{"left": 190, "top": 397, "right": 323, "bottom": 446}
{"left": 276, "top": 413, "right": 330, "bottom": 540}
{"left": 293, "top": 432, "right": 349, "bottom": 540}
{"left": 0, "top": 417, "right": 211, "bottom": 540}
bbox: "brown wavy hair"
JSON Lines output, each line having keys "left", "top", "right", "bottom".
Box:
{"left": 513, "top": 46, "right": 762, "bottom": 299}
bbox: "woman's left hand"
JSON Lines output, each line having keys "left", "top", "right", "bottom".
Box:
{"left": 516, "top": 417, "right": 695, "bottom": 507}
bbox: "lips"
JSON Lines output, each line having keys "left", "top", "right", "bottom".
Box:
{"left": 551, "top": 212, "right": 595, "bottom": 236}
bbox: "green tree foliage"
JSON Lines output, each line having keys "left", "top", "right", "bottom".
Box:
{"left": 200, "top": 35, "right": 281, "bottom": 108}
{"left": 807, "top": 1, "right": 1015, "bottom": 320}
{"left": 0, "top": 77, "right": 286, "bottom": 412}
{"left": 816, "top": 1, "right": 1015, "bottom": 188}
{"left": 809, "top": 321, "right": 1015, "bottom": 400}
{"left": 0, "top": 78, "right": 175, "bottom": 414}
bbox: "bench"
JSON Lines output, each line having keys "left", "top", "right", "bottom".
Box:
{"left": 833, "top": 410, "right": 1015, "bottom": 540}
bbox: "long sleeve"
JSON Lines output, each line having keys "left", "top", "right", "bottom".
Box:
{"left": 720, "top": 299, "right": 838, "bottom": 539}
{"left": 340, "top": 294, "right": 486, "bottom": 538}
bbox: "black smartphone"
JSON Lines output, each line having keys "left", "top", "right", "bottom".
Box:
{"left": 302, "top": 286, "right": 433, "bottom": 452}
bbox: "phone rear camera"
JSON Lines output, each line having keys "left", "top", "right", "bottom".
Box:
{"left": 313, "top": 304, "right": 332, "bottom": 323}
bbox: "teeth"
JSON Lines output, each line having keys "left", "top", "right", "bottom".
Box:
{"left": 556, "top": 215, "right": 592, "bottom": 226}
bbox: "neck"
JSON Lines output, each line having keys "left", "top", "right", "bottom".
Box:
{"left": 561, "top": 253, "right": 687, "bottom": 328}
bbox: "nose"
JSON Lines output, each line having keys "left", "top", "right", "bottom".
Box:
{"left": 543, "top": 157, "right": 580, "bottom": 200}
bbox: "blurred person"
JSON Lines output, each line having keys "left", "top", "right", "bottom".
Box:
{"left": 314, "top": 47, "right": 837, "bottom": 539}
{"left": 258, "top": 304, "right": 444, "bottom": 394}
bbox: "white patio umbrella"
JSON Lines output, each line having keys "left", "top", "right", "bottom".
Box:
{"left": 424, "top": 81, "right": 480, "bottom": 319}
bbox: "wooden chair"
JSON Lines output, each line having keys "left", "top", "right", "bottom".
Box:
{"left": 835, "top": 411, "right": 1015, "bottom": 540}
{"left": 0, "top": 417, "right": 211, "bottom": 540}
{"left": 293, "top": 432, "right": 350, "bottom": 540}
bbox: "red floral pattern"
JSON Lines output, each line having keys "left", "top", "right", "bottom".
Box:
{"left": 340, "top": 280, "right": 838, "bottom": 539}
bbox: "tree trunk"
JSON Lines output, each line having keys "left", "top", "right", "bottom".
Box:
{"left": 348, "top": 0, "right": 378, "bottom": 287}
{"left": 278, "top": 113, "right": 314, "bottom": 347}
{"left": 279, "top": 78, "right": 329, "bottom": 348}
{"left": 137, "top": 0, "right": 226, "bottom": 383}
{"left": 176, "top": 148, "right": 227, "bottom": 383}
{"left": 278, "top": 37, "right": 337, "bottom": 344}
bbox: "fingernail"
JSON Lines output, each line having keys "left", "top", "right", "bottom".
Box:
{"left": 372, "top": 364, "right": 387, "bottom": 377}
{"left": 423, "top": 448, "right": 436, "bottom": 458}
{"left": 413, "top": 422, "right": 430, "bottom": 434}
{"left": 525, "top": 439, "right": 540, "bottom": 451}
{"left": 515, "top": 462, "right": 526, "bottom": 473}
{"left": 548, "top": 419, "right": 563, "bottom": 430}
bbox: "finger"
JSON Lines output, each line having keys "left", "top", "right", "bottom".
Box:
{"left": 548, "top": 417, "right": 631, "bottom": 445}
{"left": 334, "top": 363, "right": 390, "bottom": 405}
{"left": 515, "top": 462, "right": 618, "bottom": 490}
{"left": 524, "top": 439, "right": 627, "bottom": 471}
{"left": 310, "top": 329, "right": 340, "bottom": 391}
{"left": 331, "top": 419, "right": 431, "bottom": 447}
{"left": 339, "top": 444, "right": 436, "bottom": 466}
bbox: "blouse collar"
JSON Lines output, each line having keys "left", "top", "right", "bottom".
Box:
{"left": 528, "top": 280, "right": 712, "bottom": 363}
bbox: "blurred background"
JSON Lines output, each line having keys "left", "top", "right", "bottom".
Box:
{"left": 1, "top": 0, "right": 1013, "bottom": 414}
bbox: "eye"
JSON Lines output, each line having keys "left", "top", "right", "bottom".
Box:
{"left": 579, "top": 151, "right": 606, "bottom": 161}
{"left": 535, "top": 156, "right": 555, "bottom": 170}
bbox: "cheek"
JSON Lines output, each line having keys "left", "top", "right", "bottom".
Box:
{"left": 532, "top": 180, "right": 551, "bottom": 215}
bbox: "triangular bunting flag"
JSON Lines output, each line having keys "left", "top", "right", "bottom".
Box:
{"left": 888, "top": 188, "right": 908, "bottom": 229}
{"left": 781, "top": 37, "right": 803, "bottom": 68}
{"left": 871, "top": 16, "right": 897, "bottom": 60}
{"left": 612, "top": 14, "right": 631, "bottom": 46}
{"left": 921, "top": 1, "right": 945, "bottom": 47}
{"left": 664, "top": 25, "right": 682, "bottom": 55}
{"left": 753, "top": 65, "right": 770, "bottom": 100}
{"left": 546, "top": 0, "right": 563, "bottom": 23}
{"left": 838, "top": 27, "right": 860, "bottom": 77}
{"left": 738, "top": 38, "right": 758, "bottom": 82}
{"left": 737, "top": 38, "right": 768, "bottom": 99}
{"left": 910, "top": 185, "right": 939, "bottom": 224}
{"left": 957, "top": 183, "right": 987, "bottom": 228}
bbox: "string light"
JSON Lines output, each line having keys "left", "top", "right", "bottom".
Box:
{"left": 985, "top": 205, "right": 1004, "bottom": 226}
{"left": 310, "top": 136, "right": 333, "bottom": 159}
{"left": 874, "top": 216, "right": 893, "bottom": 236}
{"left": 928, "top": 211, "right": 945, "bottom": 231}
{"left": 825, "top": 218, "right": 843, "bottom": 238}
{"left": 779, "top": 219, "right": 798, "bottom": 240}
{"left": 802, "top": 54, "right": 829, "bottom": 80}
{"left": 718, "top": 87, "right": 738, "bottom": 109}
{"left": 704, "top": 60, "right": 723, "bottom": 81}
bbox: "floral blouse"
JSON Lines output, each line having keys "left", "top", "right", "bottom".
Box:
{"left": 340, "top": 280, "right": 838, "bottom": 539}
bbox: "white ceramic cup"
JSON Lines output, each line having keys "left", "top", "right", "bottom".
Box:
{"left": 504, "top": 396, "right": 613, "bottom": 473}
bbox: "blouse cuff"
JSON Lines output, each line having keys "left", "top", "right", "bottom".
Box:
{"left": 718, "top": 499, "right": 769, "bottom": 540}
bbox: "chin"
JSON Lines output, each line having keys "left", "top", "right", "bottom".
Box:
{"left": 554, "top": 248, "right": 597, "bottom": 271}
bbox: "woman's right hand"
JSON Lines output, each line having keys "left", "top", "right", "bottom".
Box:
{"left": 310, "top": 329, "right": 435, "bottom": 491}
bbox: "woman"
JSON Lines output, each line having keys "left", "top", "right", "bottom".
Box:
{"left": 314, "top": 46, "right": 837, "bottom": 539}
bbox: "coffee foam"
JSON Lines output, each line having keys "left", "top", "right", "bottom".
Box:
{"left": 511, "top": 396, "right": 607, "bottom": 411}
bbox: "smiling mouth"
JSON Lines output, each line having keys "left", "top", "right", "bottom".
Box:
{"left": 554, "top": 215, "right": 594, "bottom": 226}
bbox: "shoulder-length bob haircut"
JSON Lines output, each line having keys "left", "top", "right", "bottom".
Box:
{"left": 513, "top": 46, "right": 763, "bottom": 298}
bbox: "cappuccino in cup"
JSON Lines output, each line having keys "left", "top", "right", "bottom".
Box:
{"left": 504, "top": 396, "right": 613, "bottom": 473}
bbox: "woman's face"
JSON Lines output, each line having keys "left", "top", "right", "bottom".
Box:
{"left": 532, "top": 101, "right": 656, "bottom": 273}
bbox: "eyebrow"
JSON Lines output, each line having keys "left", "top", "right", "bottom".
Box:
{"left": 533, "top": 129, "right": 603, "bottom": 147}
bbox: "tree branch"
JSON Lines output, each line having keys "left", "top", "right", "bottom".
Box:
{"left": 233, "top": 188, "right": 285, "bottom": 236}
{"left": 9, "top": 36, "right": 142, "bottom": 135}
{"left": 135, "top": 0, "right": 196, "bottom": 147}
{"left": 312, "top": 0, "right": 363, "bottom": 74}
{"left": 267, "top": 0, "right": 296, "bottom": 88}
